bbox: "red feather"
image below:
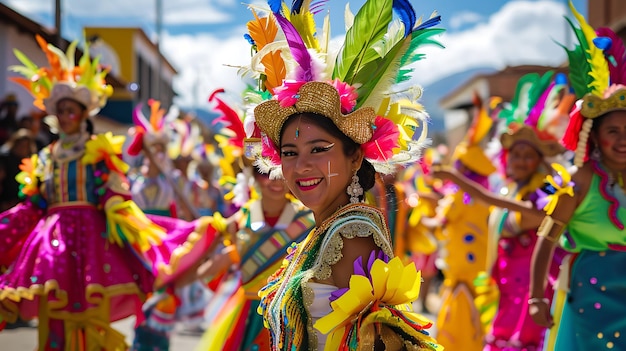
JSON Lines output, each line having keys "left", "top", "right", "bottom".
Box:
{"left": 209, "top": 89, "right": 245, "bottom": 149}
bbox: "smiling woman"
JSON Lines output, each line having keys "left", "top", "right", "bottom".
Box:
{"left": 237, "top": 0, "right": 446, "bottom": 347}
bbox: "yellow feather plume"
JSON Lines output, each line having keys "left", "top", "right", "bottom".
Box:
{"left": 569, "top": 1, "right": 608, "bottom": 96}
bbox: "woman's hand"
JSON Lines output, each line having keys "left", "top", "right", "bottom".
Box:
{"left": 529, "top": 298, "right": 554, "bottom": 328}
{"left": 431, "top": 165, "right": 456, "bottom": 181}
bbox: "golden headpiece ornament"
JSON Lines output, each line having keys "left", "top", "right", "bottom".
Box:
{"left": 560, "top": 1, "right": 626, "bottom": 167}
{"left": 9, "top": 35, "right": 112, "bottom": 116}
{"left": 241, "top": 0, "right": 444, "bottom": 178}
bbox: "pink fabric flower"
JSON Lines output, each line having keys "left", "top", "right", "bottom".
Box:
{"left": 261, "top": 134, "right": 281, "bottom": 164}
{"left": 273, "top": 81, "right": 306, "bottom": 107}
{"left": 361, "top": 117, "right": 400, "bottom": 161}
{"left": 329, "top": 79, "right": 357, "bottom": 113}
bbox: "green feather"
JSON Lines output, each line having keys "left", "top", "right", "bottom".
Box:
{"left": 333, "top": 0, "right": 393, "bottom": 85}
{"left": 527, "top": 71, "right": 554, "bottom": 111}
{"left": 355, "top": 38, "right": 410, "bottom": 108}
{"left": 12, "top": 49, "right": 39, "bottom": 73}
{"left": 396, "top": 28, "right": 445, "bottom": 82}
{"left": 559, "top": 17, "right": 593, "bottom": 98}
{"left": 500, "top": 73, "right": 538, "bottom": 125}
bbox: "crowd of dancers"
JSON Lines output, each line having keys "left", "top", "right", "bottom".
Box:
{"left": 0, "top": 0, "right": 625, "bottom": 350}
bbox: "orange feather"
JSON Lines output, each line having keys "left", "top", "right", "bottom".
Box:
{"left": 35, "top": 35, "right": 64, "bottom": 82}
{"left": 247, "top": 10, "right": 286, "bottom": 91}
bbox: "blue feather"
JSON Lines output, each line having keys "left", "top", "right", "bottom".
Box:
{"left": 392, "top": 0, "right": 416, "bottom": 37}
{"left": 414, "top": 15, "right": 441, "bottom": 31}
{"left": 268, "top": 0, "right": 282, "bottom": 14}
{"left": 291, "top": 0, "right": 303, "bottom": 14}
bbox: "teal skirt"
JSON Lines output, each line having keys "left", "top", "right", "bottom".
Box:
{"left": 554, "top": 249, "right": 626, "bottom": 350}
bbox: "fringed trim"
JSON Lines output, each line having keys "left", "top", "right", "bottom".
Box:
{"left": 574, "top": 118, "right": 593, "bottom": 167}
{"left": 591, "top": 161, "right": 625, "bottom": 230}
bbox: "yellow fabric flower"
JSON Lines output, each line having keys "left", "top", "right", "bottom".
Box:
{"left": 314, "top": 257, "right": 432, "bottom": 350}
{"left": 82, "top": 133, "right": 129, "bottom": 174}
{"left": 543, "top": 163, "right": 574, "bottom": 215}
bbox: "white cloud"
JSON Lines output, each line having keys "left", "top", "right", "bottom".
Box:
{"left": 163, "top": 7, "right": 231, "bottom": 25}
{"left": 161, "top": 28, "right": 251, "bottom": 109}
{"left": 449, "top": 11, "right": 483, "bottom": 30}
{"left": 407, "top": 1, "right": 571, "bottom": 88}
{"left": 4, "top": 0, "right": 234, "bottom": 26}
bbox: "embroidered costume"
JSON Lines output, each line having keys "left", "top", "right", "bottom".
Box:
{"left": 533, "top": 3, "right": 626, "bottom": 349}
{"left": 239, "top": 0, "right": 445, "bottom": 347}
{"left": 485, "top": 71, "right": 571, "bottom": 351}
{"left": 435, "top": 96, "right": 494, "bottom": 351}
{"left": 0, "top": 36, "right": 216, "bottom": 351}
{"left": 197, "top": 195, "right": 315, "bottom": 351}
{"left": 258, "top": 204, "right": 438, "bottom": 350}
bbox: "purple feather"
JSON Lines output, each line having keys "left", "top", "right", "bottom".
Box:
{"left": 274, "top": 13, "right": 314, "bottom": 82}
{"left": 596, "top": 27, "right": 626, "bottom": 85}
{"left": 526, "top": 82, "right": 554, "bottom": 128}
{"left": 132, "top": 103, "right": 150, "bottom": 130}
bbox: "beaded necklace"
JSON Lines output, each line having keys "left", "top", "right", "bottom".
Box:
{"left": 258, "top": 203, "right": 393, "bottom": 351}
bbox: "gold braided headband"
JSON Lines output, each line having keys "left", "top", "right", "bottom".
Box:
{"left": 581, "top": 88, "right": 626, "bottom": 118}
{"left": 254, "top": 82, "right": 377, "bottom": 146}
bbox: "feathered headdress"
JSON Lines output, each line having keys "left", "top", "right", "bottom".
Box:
{"left": 210, "top": 88, "right": 256, "bottom": 207}
{"left": 498, "top": 71, "right": 571, "bottom": 158}
{"left": 241, "top": 0, "right": 444, "bottom": 178}
{"left": 127, "top": 99, "right": 179, "bottom": 156}
{"left": 451, "top": 92, "right": 497, "bottom": 176}
{"left": 560, "top": 1, "right": 626, "bottom": 167}
{"left": 9, "top": 35, "right": 112, "bottom": 116}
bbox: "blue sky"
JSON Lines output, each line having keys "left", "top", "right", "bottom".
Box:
{"left": 1, "top": 0, "right": 587, "bottom": 114}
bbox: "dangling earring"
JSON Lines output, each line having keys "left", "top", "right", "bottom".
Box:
{"left": 591, "top": 144, "right": 602, "bottom": 161}
{"left": 347, "top": 171, "right": 363, "bottom": 204}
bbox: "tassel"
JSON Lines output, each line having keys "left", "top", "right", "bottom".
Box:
{"left": 562, "top": 102, "right": 584, "bottom": 152}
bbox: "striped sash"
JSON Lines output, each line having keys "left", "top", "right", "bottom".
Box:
{"left": 240, "top": 206, "right": 314, "bottom": 284}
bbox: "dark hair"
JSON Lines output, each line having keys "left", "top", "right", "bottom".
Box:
{"left": 86, "top": 118, "right": 94, "bottom": 135}
{"left": 280, "top": 113, "right": 376, "bottom": 193}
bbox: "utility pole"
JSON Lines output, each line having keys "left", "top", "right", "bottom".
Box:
{"left": 54, "top": 0, "right": 62, "bottom": 48}
{"left": 155, "top": 0, "right": 163, "bottom": 100}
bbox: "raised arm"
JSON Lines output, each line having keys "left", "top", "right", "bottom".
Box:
{"left": 433, "top": 166, "right": 544, "bottom": 220}
{"left": 528, "top": 165, "right": 588, "bottom": 327}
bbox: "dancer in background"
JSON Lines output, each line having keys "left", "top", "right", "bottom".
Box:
{"left": 436, "top": 72, "right": 573, "bottom": 351}
{"left": 126, "top": 100, "right": 212, "bottom": 350}
{"left": 0, "top": 35, "right": 217, "bottom": 351}
{"left": 432, "top": 94, "right": 495, "bottom": 351}
{"left": 191, "top": 89, "right": 315, "bottom": 351}
{"left": 530, "top": 5, "right": 626, "bottom": 349}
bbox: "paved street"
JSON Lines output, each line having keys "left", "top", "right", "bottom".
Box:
{"left": 0, "top": 292, "right": 440, "bottom": 350}
{"left": 0, "top": 317, "right": 201, "bottom": 350}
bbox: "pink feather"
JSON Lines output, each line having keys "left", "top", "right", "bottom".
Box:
{"left": 132, "top": 103, "right": 150, "bottom": 131}
{"left": 361, "top": 117, "right": 400, "bottom": 161}
{"left": 526, "top": 82, "right": 554, "bottom": 128}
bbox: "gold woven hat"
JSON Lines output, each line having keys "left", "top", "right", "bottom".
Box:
{"left": 580, "top": 86, "right": 626, "bottom": 118}
{"left": 43, "top": 82, "right": 97, "bottom": 116}
{"left": 500, "top": 125, "right": 565, "bottom": 157}
{"left": 254, "top": 82, "right": 377, "bottom": 146}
